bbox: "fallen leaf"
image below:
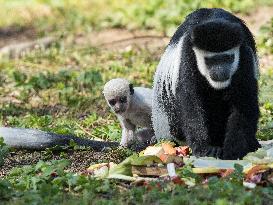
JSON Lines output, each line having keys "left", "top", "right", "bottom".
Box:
{"left": 246, "top": 173, "right": 263, "bottom": 184}
{"left": 219, "top": 169, "right": 234, "bottom": 178}
{"left": 245, "top": 165, "right": 269, "bottom": 179}
{"left": 171, "top": 176, "right": 185, "bottom": 185}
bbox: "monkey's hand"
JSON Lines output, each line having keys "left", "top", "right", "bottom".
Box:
{"left": 222, "top": 106, "right": 260, "bottom": 159}
{"left": 205, "top": 146, "right": 223, "bottom": 158}
{"left": 191, "top": 145, "right": 223, "bottom": 158}
{"left": 177, "top": 89, "right": 224, "bottom": 158}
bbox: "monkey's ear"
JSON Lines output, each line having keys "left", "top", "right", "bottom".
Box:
{"left": 129, "top": 83, "right": 134, "bottom": 95}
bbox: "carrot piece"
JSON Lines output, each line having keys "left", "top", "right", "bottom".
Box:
{"left": 162, "top": 143, "right": 176, "bottom": 155}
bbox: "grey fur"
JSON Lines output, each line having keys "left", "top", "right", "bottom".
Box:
{"left": 0, "top": 127, "right": 119, "bottom": 150}
{"left": 103, "top": 78, "right": 154, "bottom": 147}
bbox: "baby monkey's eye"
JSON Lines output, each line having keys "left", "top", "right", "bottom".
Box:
{"left": 109, "top": 99, "right": 116, "bottom": 106}
{"left": 120, "top": 96, "right": 127, "bottom": 103}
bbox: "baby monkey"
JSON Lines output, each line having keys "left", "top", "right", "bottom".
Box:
{"left": 103, "top": 78, "right": 154, "bottom": 148}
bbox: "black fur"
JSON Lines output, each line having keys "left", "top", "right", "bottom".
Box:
{"left": 191, "top": 20, "right": 243, "bottom": 52}
{"left": 154, "top": 8, "right": 260, "bottom": 159}
{"left": 170, "top": 8, "right": 256, "bottom": 55}
{"left": 129, "top": 83, "right": 134, "bottom": 95}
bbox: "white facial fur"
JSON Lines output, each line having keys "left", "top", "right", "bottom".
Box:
{"left": 192, "top": 46, "right": 240, "bottom": 89}
{"left": 103, "top": 78, "right": 131, "bottom": 112}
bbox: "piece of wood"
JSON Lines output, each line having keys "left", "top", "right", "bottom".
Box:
{"left": 132, "top": 166, "right": 168, "bottom": 176}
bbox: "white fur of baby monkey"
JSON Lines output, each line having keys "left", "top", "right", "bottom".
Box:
{"left": 103, "top": 78, "right": 130, "bottom": 99}
{"left": 123, "top": 87, "right": 153, "bottom": 128}
{"left": 103, "top": 78, "right": 154, "bottom": 147}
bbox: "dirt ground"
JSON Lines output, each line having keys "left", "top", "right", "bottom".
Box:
{"left": 0, "top": 148, "right": 123, "bottom": 177}
{"left": 0, "top": 26, "right": 37, "bottom": 48}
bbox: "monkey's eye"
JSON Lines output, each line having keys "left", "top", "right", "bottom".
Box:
{"left": 109, "top": 99, "right": 116, "bottom": 106}
{"left": 120, "top": 96, "right": 127, "bottom": 103}
{"left": 205, "top": 54, "right": 234, "bottom": 66}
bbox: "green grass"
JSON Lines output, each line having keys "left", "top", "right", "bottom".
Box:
{"left": 0, "top": 160, "right": 272, "bottom": 205}
{"left": 0, "top": 0, "right": 273, "bottom": 35}
{"left": 259, "top": 17, "right": 273, "bottom": 55}
{"left": 0, "top": 44, "right": 157, "bottom": 141}
{"left": 0, "top": 0, "right": 273, "bottom": 204}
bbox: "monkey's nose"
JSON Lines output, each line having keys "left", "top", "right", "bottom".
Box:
{"left": 210, "top": 67, "right": 230, "bottom": 82}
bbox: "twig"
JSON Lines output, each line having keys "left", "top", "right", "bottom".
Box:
{"left": 75, "top": 122, "right": 104, "bottom": 141}
{"left": 98, "top": 35, "right": 169, "bottom": 47}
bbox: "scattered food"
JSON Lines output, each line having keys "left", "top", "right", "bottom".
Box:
{"left": 87, "top": 143, "right": 273, "bottom": 188}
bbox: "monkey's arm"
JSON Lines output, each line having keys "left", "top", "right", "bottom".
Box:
{"left": 118, "top": 118, "right": 136, "bottom": 147}
{"left": 222, "top": 46, "right": 261, "bottom": 159}
{"left": 178, "top": 90, "right": 223, "bottom": 158}
{"left": 222, "top": 106, "right": 260, "bottom": 159}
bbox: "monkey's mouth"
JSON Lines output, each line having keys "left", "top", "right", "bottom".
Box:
{"left": 208, "top": 77, "right": 231, "bottom": 89}
{"left": 210, "top": 74, "right": 230, "bottom": 82}
{"left": 209, "top": 66, "right": 231, "bottom": 82}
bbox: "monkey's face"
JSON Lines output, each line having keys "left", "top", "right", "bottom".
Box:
{"left": 190, "top": 20, "right": 243, "bottom": 90}
{"left": 108, "top": 96, "right": 129, "bottom": 114}
{"left": 193, "top": 46, "right": 240, "bottom": 89}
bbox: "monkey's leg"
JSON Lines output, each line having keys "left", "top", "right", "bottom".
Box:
{"left": 119, "top": 119, "right": 136, "bottom": 147}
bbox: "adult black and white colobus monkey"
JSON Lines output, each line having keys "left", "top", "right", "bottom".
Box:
{"left": 152, "top": 8, "right": 260, "bottom": 159}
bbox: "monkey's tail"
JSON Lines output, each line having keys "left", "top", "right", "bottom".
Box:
{"left": 0, "top": 127, "right": 119, "bottom": 151}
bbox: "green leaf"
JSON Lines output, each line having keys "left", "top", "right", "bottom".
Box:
{"left": 0, "top": 137, "right": 9, "bottom": 166}
{"left": 131, "top": 155, "right": 162, "bottom": 166}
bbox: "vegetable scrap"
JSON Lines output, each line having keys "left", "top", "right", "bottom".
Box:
{"left": 86, "top": 143, "right": 273, "bottom": 188}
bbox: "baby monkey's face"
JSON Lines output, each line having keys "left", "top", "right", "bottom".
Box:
{"left": 108, "top": 96, "right": 129, "bottom": 114}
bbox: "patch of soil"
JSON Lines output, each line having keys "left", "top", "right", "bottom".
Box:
{"left": 259, "top": 54, "right": 273, "bottom": 70}
{"left": 237, "top": 6, "right": 273, "bottom": 35}
{"left": 0, "top": 149, "right": 123, "bottom": 177}
{"left": 74, "top": 28, "right": 169, "bottom": 52}
{"left": 0, "top": 26, "right": 37, "bottom": 48}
